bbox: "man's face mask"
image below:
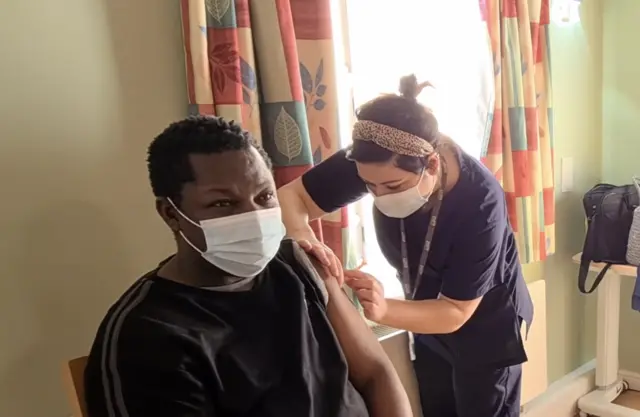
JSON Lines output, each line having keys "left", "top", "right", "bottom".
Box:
{"left": 168, "top": 199, "right": 286, "bottom": 280}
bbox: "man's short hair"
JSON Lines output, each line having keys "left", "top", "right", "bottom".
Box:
{"left": 147, "top": 116, "right": 271, "bottom": 204}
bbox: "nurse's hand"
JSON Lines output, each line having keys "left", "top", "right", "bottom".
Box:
{"left": 296, "top": 238, "right": 344, "bottom": 286}
{"left": 344, "top": 270, "right": 388, "bottom": 322}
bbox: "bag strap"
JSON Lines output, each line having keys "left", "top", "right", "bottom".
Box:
{"left": 578, "top": 219, "right": 612, "bottom": 294}
{"left": 578, "top": 256, "right": 612, "bottom": 294}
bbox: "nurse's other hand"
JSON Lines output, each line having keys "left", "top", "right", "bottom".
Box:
{"left": 344, "top": 270, "right": 387, "bottom": 323}
{"left": 296, "top": 238, "right": 344, "bottom": 286}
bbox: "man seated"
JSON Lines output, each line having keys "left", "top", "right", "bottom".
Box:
{"left": 83, "top": 116, "right": 412, "bottom": 417}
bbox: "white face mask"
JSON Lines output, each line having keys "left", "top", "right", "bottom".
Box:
{"left": 168, "top": 200, "right": 286, "bottom": 278}
{"left": 372, "top": 171, "right": 431, "bottom": 218}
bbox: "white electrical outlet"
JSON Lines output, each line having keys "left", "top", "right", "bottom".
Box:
{"left": 561, "top": 157, "right": 574, "bottom": 192}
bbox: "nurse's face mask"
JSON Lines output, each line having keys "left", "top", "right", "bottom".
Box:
{"left": 358, "top": 153, "right": 439, "bottom": 219}
{"left": 168, "top": 199, "right": 286, "bottom": 279}
{"left": 370, "top": 169, "right": 433, "bottom": 218}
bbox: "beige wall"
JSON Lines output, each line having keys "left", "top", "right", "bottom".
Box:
{"left": 601, "top": 0, "right": 640, "bottom": 373}
{"left": 0, "top": 0, "right": 611, "bottom": 416}
{"left": 539, "top": 0, "right": 640, "bottom": 381}
{"left": 538, "top": 0, "right": 603, "bottom": 381}
{"left": 0, "top": 1, "right": 185, "bottom": 416}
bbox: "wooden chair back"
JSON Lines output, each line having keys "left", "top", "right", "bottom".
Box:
{"left": 63, "top": 356, "right": 89, "bottom": 417}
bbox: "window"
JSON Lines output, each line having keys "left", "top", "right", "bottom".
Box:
{"left": 333, "top": 0, "right": 494, "bottom": 298}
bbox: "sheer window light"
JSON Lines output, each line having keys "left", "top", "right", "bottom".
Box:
{"left": 335, "top": 0, "right": 494, "bottom": 298}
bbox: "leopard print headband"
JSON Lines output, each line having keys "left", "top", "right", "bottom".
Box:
{"left": 352, "top": 120, "right": 435, "bottom": 157}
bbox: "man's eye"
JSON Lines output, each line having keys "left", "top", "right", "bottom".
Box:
{"left": 210, "top": 200, "right": 234, "bottom": 208}
{"left": 259, "top": 192, "right": 276, "bottom": 202}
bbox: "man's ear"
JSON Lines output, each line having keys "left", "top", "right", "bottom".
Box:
{"left": 156, "top": 198, "right": 180, "bottom": 233}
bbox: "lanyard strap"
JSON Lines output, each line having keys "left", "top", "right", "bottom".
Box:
{"left": 400, "top": 163, "right": 448, "bottom": 299}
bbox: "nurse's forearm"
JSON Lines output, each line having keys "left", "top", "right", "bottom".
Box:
{"left": 277, "top": 178, "right": 321, "bottom": 238}
{"left": 380, "top": 298, "right": 466, "bottom": 334}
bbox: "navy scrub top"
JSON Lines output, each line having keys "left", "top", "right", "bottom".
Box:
{"left": 302, "top": 147, "right": 534, "bottom": 369}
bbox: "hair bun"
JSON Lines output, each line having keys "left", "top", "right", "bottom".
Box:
{"left": 399, "top": 74, "right": 432, "bottom": 100}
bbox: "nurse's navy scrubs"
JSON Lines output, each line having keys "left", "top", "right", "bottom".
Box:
{"left": 302, "top": 147, "right": 534, "bottom": 417}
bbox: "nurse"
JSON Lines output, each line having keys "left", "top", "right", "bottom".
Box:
{"left": 278, "top": 75, "right": 534, "bottom": 417}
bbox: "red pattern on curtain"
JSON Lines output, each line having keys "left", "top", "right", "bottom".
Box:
{"left": 480, "top": 0, "right": 555, "bottom": 264}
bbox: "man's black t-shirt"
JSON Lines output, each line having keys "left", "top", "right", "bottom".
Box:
{"left": 84, "top": 240, "right": 369, "bottom": 417}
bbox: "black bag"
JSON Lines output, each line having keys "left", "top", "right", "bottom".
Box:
{"left": 579, "top": 183, "right": 640, "bottom": 293}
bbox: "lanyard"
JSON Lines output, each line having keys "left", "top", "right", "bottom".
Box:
{"left": 400, "top": 163, "right": 448, "bottom": 300}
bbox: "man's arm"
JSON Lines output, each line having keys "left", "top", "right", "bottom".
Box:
{"left": 323, "top": 278, "right": 412, "bottom": 417}
{"left": 291, "top": 242, "right": 411, "bottom": 417}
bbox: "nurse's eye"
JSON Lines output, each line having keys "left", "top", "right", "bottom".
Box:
{"left": 386, "top": 184, "right": 402, "bottom": 191}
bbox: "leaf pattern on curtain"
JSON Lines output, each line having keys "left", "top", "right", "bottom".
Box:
{"left": 274, "top": 108, "right": 304, "bottom": 162}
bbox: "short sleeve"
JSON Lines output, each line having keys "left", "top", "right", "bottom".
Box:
{"left": 301, "top": 149, "right": 368, "bottom": 213}
{"left": 85, "top": 317, "right": 213, "bottom": 417}
{"left": 279, "top": 239, "right": 329, "bottom": 306}
{"left": 439, "top": 217, "right": 503, "bottom": 301}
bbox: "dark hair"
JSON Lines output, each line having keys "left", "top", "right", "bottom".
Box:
{"left": 348, "top": 74, "right": 441, "bottom": 173}
{"left": 147, "top": 115, "right": 271, "bottom": 204}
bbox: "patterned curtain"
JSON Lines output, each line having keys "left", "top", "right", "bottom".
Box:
{"left": 180, "top": 0, "right": 359, "bottom": 268}
{"left": 480, "top": 0, "right": 555, "bottom": 264}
